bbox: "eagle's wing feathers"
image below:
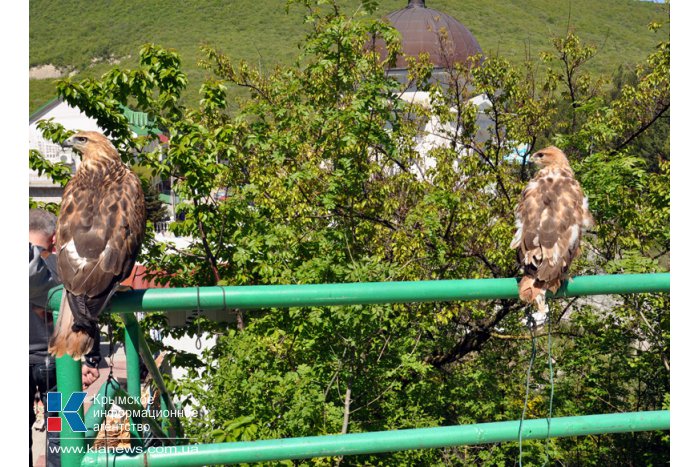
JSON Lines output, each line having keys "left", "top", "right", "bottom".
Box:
{"left": 523, "top": 175, "right": 583, "bottom": 284}
{"left": 97, "top": 172, "right": 145, "bottom": 286}
{"left": 57, "top": 168, "right": 144, "bottom": 298}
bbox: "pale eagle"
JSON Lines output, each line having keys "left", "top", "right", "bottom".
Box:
{"left": 510, "top": 146, "right": 594, "bottom": 317}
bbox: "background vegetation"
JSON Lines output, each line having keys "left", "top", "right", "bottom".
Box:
{"left": 30, "top": 0, "right": 669, "bottom": 465}
{"left": 29, "top": 0, "right": 669, "bottom": 113}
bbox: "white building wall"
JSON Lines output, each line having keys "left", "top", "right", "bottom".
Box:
{"left": 397, "top": 90, "right": 493, "bottom": 182}
{"left": 29, "top": 101, "right": 103, "bottom": 203}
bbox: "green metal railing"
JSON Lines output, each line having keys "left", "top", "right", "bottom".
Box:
{"left": 49, "top": 272, "right": 670, "bottom": 467}
{"left": 49, "top": 273, "right": 669, "bottom": 313}
{"left": 78, "top": 411, "right": 669, "bottom": 467}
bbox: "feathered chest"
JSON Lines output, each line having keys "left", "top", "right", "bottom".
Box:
{"left": 70, "top": 161, "right": 131, "bottom": 195}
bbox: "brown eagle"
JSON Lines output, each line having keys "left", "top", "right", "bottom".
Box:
{"left": 510, "top": 146, "right": 593, "bottom": 317}
{"left": 49, "top": 131, "right": 145, "bottom": 359}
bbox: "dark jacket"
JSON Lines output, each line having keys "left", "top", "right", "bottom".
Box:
{"left": 29, "top": 243, "right": 60, "bottom": 364}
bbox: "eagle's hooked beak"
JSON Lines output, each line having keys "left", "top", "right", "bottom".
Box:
{"left": 62, "top": 134, "right": 89, "bottom": 151}
{"left": 529, "top": 151, "right": 544, "bottom": 167}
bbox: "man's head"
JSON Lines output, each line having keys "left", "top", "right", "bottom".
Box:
{"left": 29, "top": 208, "right": 57, "bottom": 250}
{"left": 29, "top": 209, "right": 60, "bottom": 307}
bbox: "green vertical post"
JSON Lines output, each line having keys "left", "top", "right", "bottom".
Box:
{"left": 123, "top": 316, "right": 145, "bottom": 444}
{"left": 120, "top": 312, "right": 184, "bottom": 438}
{"left": 160, "top": 393, "right": 171, "bottom": 436}
{"left": 53, "top": 302, "right": 86, "bottom": 467}
{"left": 123, "top": 317, "right": 141, "bottom": 403}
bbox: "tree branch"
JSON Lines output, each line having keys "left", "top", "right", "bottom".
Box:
{"left": 491, "top": 330, "right": 582, "bottom": 340}
{"left": 426, "top": 300, "right": 524, "bottom": 368}
{"left": 341, "top": 386, "right": 352, "bottom": 435}
{"left": 192, "top": 198, "right": 221, "bottom": 284}
{"left": 612, "top": 103, "right": 670, "bottom": 155}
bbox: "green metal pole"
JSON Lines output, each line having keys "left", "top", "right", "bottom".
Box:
{"left": 160, "top": 393, "right": 170, "bottom": 436}
{"left": 55, "top": 355, "right": 85, "bottom": 467}
{"left": 48, "top": 273, "right": 670, "bottom": 314}
{"left": 122, "top": 316, "right": 141, "bottom": 404}
{"left": 85, "top": 379, "right": 170, "bottom": 445}
{"left": 79, "top": 410, "right": 669, "bottom": 467}
{"left": 121, "top": 312, "right": 184, "bottom": 438}
{"left": 122, "top": 318, "right": 146, "bottom": 445}
{"left": 53, "top": 298, "right": 87, "bottom": 467}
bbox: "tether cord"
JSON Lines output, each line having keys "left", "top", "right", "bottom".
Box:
{"left": 104, "top": 321, "right": 118, "bottom": 467}
{"left": 518, "top": 313, "right": 537, "bottom": 467}
{"left": 43, "top": 287, "right": 63, "bottom": 466}
{"left": 106, "top": 321, "right": 113, "bottom": 467}
{"left": 543, "top": 311, "right": 555, "bottom": 466}
{"left": 195, "top": 287, "right": 202, "bottom": 350}
{"left": 106, "top": 321, "right": 115, "bottom": 385}
{"left": 219, "top": 285, "right": 228, "bottom": 314}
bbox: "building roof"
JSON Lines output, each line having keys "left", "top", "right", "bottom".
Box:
{"left": 29, "top": 98, "right": 63, "bottom": 123}
{"left": 375, "top": 0, "right": 483, "bottom": 70}
{"left": 30, "top": 97, "right": 161, "bottom": 136}
{"left": 120, "top": 105, "right": 161, "bottom": 136}
{"left": 121, "top": 264, "right": 172, "bottom": 289}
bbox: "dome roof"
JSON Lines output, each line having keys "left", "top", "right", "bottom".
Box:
{"left": 376, "top": 0, "right": 483, "bottom": 70}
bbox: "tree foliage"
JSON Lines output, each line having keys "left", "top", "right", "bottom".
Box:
{"left": 29, "top": 1, "right": 669, "bottom": 464}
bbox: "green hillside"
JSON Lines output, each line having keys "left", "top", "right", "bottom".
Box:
{"left": 29, "top": 0, "right": 669, "bottom": 114}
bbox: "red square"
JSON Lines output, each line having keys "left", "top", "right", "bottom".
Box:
{"left": 47, "top": 417, "right": 62, "bottom": 432}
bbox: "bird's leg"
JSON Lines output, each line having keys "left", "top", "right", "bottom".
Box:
{"left": 523, "top": 310, "right": 537, "bottom": 330}
{"left": 521, "top": 291, "right": 549, "bottom": 329}
{"left": 535, "top": 293, "right": 547, "bottom": 313}
{"left": 531, "top": 293, "right": 549, "bottom": 327}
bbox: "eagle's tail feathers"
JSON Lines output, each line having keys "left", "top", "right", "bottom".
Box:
{"left": 65, "top": 329, "right": 95, "bottom": 360}
{"left": 48, "top": 293, "right": 76, "bottom": 359}
{"left": 49, "top": 292, "right": 96, "bottom": 360}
